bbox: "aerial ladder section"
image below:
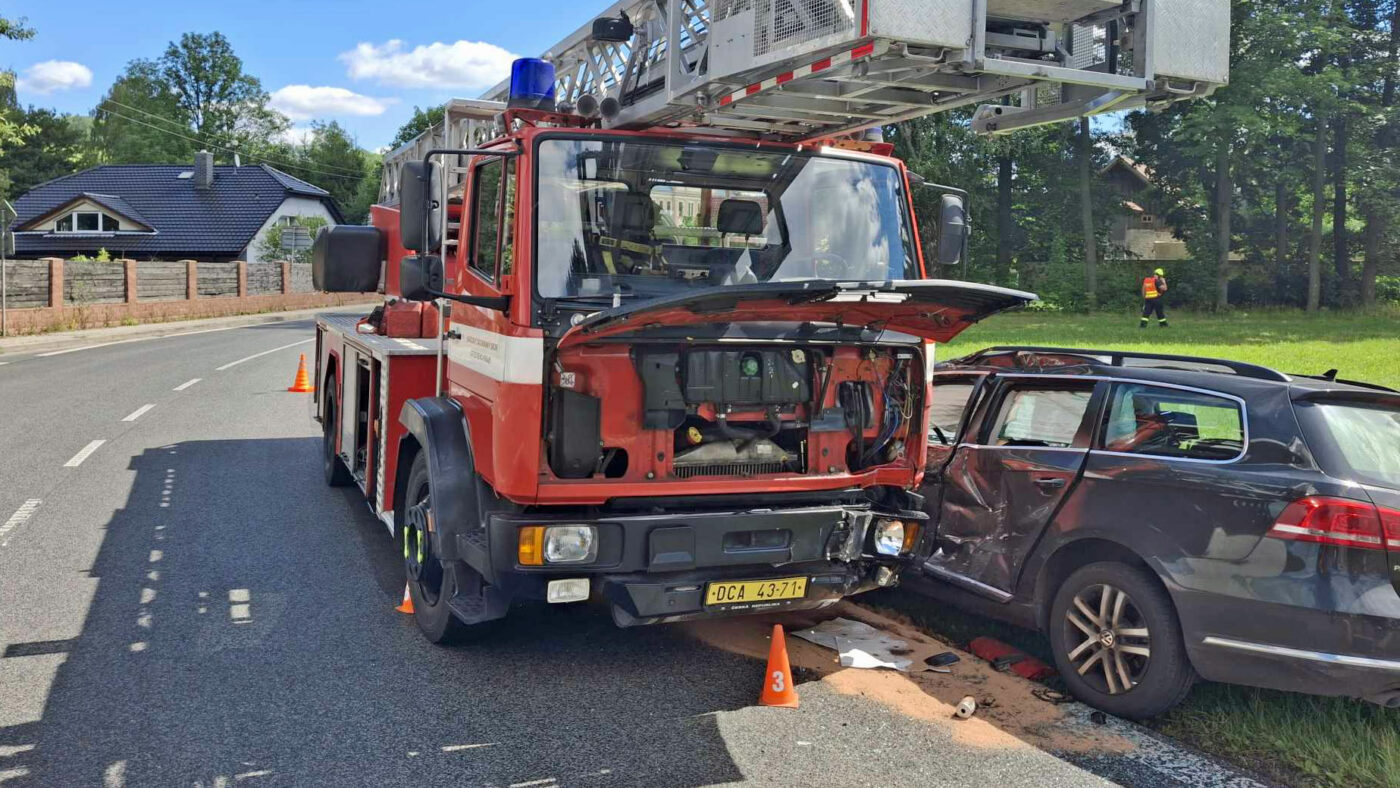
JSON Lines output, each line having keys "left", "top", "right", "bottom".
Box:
{"left": 381, "top": 0, "right": 1229, "bottom": 203}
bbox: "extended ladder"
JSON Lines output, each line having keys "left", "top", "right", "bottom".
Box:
{"left": 381, "top": 0, "right": 1229, "bottom": 202}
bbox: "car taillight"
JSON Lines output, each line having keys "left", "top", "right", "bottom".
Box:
{"left": 1267, "top": 496, "right": 1400, "bottom": 551}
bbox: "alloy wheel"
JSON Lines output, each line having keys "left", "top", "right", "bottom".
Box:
{"left": 1062, "top": 583, "right": 1152, "bottom": 695}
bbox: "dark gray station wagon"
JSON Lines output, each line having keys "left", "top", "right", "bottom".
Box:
{"left": 914, "top": 346, "right": 1400, "bottom": 718}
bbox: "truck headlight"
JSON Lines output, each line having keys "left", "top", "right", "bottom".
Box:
{"left": 873, "top": 519, "right": 906, "bottom": 556}
{"left": 543, "top": 525, "right": 597, "bottom": 564}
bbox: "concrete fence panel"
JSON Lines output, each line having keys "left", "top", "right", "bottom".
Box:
{"left": 247, "top": 263, "right": 284, "bottom": 295}
{"left": 197, "top": 262, "right": 240, "bottom": 298}
{"left": 136, "top": 261, "right": 189, "bottom": 302}
{"left": 291, "top": 263, "right": 314, "bottom": 293}
{"left": 64, "top": 261, "right": 126, "bottom": 305}
{"left": 0, "top": 261, "right": 52, "bottom": 309}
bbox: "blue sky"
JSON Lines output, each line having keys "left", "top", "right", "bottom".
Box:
{"left": 5, "top": 0, "right": 588, "bottom": 149}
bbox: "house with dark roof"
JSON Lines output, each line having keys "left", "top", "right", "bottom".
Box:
{"left": 1100, "top": 154, "right": 1189, "bottom": 263}
{"left": 10, "top": 152, "right": 343, "bottom": 262}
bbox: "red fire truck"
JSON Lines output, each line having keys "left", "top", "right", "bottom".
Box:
{"left": 310, "top": 0, "right": 1229, "bottom": 642}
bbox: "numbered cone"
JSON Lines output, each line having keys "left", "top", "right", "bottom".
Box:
{"left": 759, "top": 624, "right": 799, "bottom": 708}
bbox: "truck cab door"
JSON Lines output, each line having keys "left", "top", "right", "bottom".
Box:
{"left": 919, "top": 377, "right": 1102, "bottom": 599}
{"left": 445, "top": 153, "right": 517, "bottom": 403}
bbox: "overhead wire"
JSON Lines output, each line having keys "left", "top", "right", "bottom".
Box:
{"left": 95, "top": 104, "right": 370, "bottom": 183}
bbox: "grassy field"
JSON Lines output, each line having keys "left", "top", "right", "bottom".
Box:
{"left": 915, "top": 308, "right": 1400, "bottom": 788}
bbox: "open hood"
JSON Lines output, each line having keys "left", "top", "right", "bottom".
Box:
{"left": 556, "top": 280, "right": 1037, "bottom": 349}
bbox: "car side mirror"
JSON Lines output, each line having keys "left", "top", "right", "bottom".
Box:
{"left": 399, "top": 160, "right": 442, "bottom": 253}
{"left": 937, "top": 194, "right": 968, "bottom": 266}
{"left": 399, "top": 255, "right": 443, "bottom": 302}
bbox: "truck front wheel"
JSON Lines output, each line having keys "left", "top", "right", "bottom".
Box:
{"left": 400, "top": 451, "right": 491, "bottom": 644}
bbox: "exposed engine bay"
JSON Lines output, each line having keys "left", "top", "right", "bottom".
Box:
{"left": 546, "top": 342, "right": 922, "bottom": 483}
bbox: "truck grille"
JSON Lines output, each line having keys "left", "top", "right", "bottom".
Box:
{"left": 673, "top": 461, "right": 790, "bottom": 478}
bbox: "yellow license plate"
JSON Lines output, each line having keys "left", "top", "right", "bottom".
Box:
{"left": 704, "top": 577, "right": 808, "bottom": 606}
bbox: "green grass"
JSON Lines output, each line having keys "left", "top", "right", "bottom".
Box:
{"left": 940, "top": 307, "right": 1400, "bottom": 389}
{"left": 913, "top": 308, "right": 1400, "bottom": 788}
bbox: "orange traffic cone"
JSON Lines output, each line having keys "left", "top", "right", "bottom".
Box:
{"left": 395, "top": 582, "right": 414, "bottom": 614}
{"left": 759, "top": 624, "right": 800, "bottom": 708}
{"left": 287, "top": 354, "right": 314, "bottom": 393}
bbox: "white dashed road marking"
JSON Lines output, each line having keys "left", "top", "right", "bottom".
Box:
{"left": 122, "top": 404, "right": 156, "bottom": 422}
{"left": 0, "top": 500, "right": 41, "bottom": 546}
{"left": 64, "top": 439, "right": 106, "bottom": 467}
{"left": 0, "top": 361, "right": 9, "bottom": 366}
{"left": 215, "top": 339, "right": 313, "bottom": 372}
{"left": 173, "top": 378, "right": 201, "bottom": 391}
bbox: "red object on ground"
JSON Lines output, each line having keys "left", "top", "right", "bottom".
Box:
{"left": 968, "top": 636, "right": 1056, "bottom": 682}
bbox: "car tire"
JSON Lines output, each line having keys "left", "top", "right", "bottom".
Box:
{"left": 400, "top": 451, "right": 491, "bottom": 645}
{"left": 1048, "top": 562, "right": 1195, "bottom": 719}
{"left": 322, "top": 393, "right": 354, "bottom": 487}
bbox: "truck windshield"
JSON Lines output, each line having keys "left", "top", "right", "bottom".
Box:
{"left": 534, "top": 137, "right": 918, "bottom": 300}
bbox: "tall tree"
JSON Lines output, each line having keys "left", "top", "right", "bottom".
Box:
{"left": 0, "top": 14, "right": 36, "bottom": 159}
{"left": 272, "top": 122, "right": 376, "bottom": 223}
{"left": 391, "top": 105, "right": 446, "bottom": 148}
{"left": 0, "top": 107, "right": 90, "bottom": 199}
{"left": 91, "top": 59, "right": 193, "bottom": 163}
{"left": 1078, "top": 117, "right": 1099, "bottom": 308}
{"left": 160, "top": 32, "right": 285, "bottom": 153}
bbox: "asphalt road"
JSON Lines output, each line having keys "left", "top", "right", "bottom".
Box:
{"left": 0, "top": 317, "right": 1263, "bottom": 788}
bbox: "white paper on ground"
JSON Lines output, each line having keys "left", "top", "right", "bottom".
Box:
{"left": 792, "top": 617, "right": 913, "bottom": 672}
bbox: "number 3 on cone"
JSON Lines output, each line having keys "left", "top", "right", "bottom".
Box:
{"left": 771, "top": 670, "right": 785, "bottom": 692}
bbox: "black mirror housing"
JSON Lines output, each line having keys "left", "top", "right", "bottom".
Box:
{"left": 937, "top": 194, "right": 968, "bottom": 266}
{"left": 399, "top": 161, "right": 442, "bottom": 252}
{"left": 399, "top": 255, "right": 443, "bottom": 302}
{"left": 312, "top": 225, "right": 383, "bottom": 292}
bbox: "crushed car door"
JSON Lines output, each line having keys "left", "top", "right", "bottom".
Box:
{"left": 921, "top": 378, "right": 1100, "bottom": 598}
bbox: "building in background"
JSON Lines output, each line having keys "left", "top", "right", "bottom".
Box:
{"left": 1100, "top": 155, "right": 1189, "bottom": 263}
{"left": 9, "top": 152, "right": 342, "bottom": 262}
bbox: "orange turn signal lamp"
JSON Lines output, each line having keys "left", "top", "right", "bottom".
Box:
{"left": 518, "top": 526, "right": 546, "bottom": 565}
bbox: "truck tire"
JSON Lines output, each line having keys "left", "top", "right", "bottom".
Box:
{"left": 322, "top": 392, "right": 354, "bottom": 487}
{"left": 1048, "top": 562, "right": 1195, "bottom": 720}
{"left": 400, "top": 451, "right": 494, "bottom": 644}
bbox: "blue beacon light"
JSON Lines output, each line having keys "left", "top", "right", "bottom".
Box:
{"left": 508, "top": 58, "right": 557, "bottom": 110}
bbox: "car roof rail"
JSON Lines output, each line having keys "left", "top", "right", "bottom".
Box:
{"left": 1290, "top": 371, "right": 1398, "bottom": 393}
{"left": 957, "top": 346, "right": 1293, "bottom": 383}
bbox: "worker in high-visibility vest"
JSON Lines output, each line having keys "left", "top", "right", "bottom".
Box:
{"left": 1140, "top": 268, "right": 1168, "bottom": 328}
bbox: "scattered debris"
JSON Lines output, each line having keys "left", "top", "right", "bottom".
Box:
{"left": 1090, "top": 711, "right": 1109, "bottom": 725}
{"left": 968, "top": 637, "right": 1056, "bottom": 682}
{"left": 954, "top": 696, "right": 978, "bottom": 719}
{"left": 1032, "top": 688, "right": 1074, "bottom": 705}
{"left": 979, "top": 696, "right": 998, "bottom": 709}
{"left": 792, "top": 617, "right": 914, "bottom": 671}
{"left": 925, "top": 651, "right": 960, "bottom": 668}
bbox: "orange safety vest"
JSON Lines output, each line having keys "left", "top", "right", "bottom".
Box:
{"left": 1142, "top": 276, "right": 1162, "bottom": 299}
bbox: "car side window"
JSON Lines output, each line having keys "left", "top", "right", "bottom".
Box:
{"left": 985, "top": 387, "right": 1092, "bottom": 448}
{"left": 929, "top": 379, "right": 978, "bottom": 444}
{"left": 1101, "top": 383, "right": 1244, "bottom": 461}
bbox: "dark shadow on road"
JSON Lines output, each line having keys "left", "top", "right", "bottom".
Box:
{"left": 0, "top": 438, "right": 751, "bottom": 787}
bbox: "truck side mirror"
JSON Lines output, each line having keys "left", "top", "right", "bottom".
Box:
{"left": 399, "top": 160, "right": 442, "bottom": 253}
{"left": 399, "top": 255, "right": 443, "bottom": 302}
{"left": 937, "top": 194, "right": 968, "bottom": 266}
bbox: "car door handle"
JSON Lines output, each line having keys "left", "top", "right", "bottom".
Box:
{"left": 1033, "top": 477, "right": 1067, "bottom": 490}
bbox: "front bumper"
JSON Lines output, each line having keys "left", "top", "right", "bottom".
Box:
{"left": 481, "top": 503, "right": 916, "bottom": 625}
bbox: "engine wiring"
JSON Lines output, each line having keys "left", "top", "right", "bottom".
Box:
{"left": 862, "top": 357, "right": 912, "bottom": 467}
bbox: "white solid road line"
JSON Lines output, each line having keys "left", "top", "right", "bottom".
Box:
{"left": 173, "top": 378, "right": 202, "bottom": 392}
{"left": 0, "top": 361, "right": 9, "bottom": 366}
{"left": 215, "top": 339, "right": 313, "bottom": 372}
{"left": 122, "top": 404, "right": 156, "bottom": 422}
{"left": 64, "top": 439, "right": 106, "bottom": 467}
{"left": 0, "top": 499, "right": 41, "bottom": 547}
{"left": 33, "top": 323, "right": 260, "bottom": 358}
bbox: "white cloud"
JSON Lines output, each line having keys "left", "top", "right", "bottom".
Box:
{"left": 339, "top": 39, "right": 518, "bottom": 90}
{"left": 269, "top": 85, "right": 395, "bottom": 121}
{"left": 16, "top": 60, "right": 93, "bottom": 95}
{"left": 277, "top": 125, "right": 317, "bottom": 146}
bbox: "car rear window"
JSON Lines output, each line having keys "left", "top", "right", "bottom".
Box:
{"left": 1101, "top": 383, "right": 1244, "bottom": 461}
{"left": 1296, "top": 400, "right": 1400, "bottom": 490}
